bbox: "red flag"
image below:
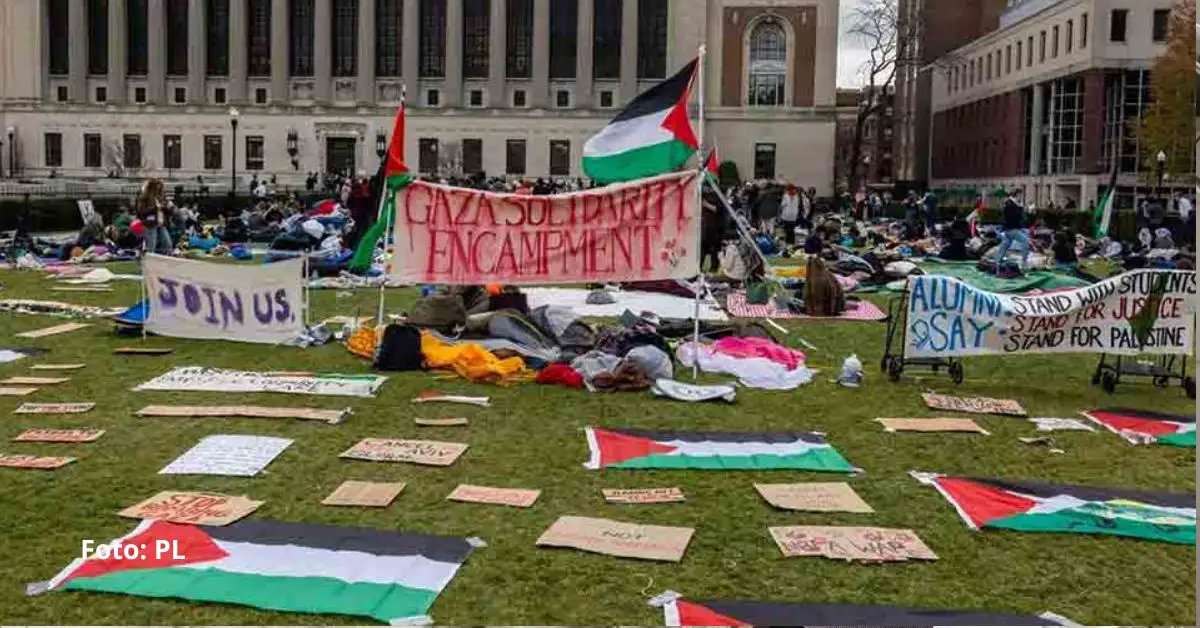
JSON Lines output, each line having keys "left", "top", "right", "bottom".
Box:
{"left": 704, "top": 147, "right": 719, "bottom": 176}
{"left": 384, "top": 98, "right": 410, "bottom": 186}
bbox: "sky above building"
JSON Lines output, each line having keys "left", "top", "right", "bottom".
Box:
{"left": 837, "top": 0, "right": 875, "bottom": 87}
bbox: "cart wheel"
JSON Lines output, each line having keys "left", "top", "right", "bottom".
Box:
{"left": 1101, "top": 371, "right": 1118, "bottom": 394}
{"left": 1153, "top": 376, "right": 1171, "bottom": 388}
{"left": 879, "top": 356, "right": 889, "bottom": 373}
{"left": 950, "top": 362, "right": 965, "bottom": 385}
{"left": 887, "top": 358, "right": 903, "bottom": 382}
{"left": 1090, "top": 371, "right": 1101, "bottom": 386}
{"left": 1185, "top": 377, "right": 1196, "bottom": 400}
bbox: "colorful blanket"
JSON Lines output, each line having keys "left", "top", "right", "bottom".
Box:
{"left": 726, "top": 292, "right": 886, "bottom": 321}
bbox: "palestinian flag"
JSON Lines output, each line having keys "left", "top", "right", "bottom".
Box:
{"left": 913, "top": 472, "right": 1196, "bottom": 544}
{"left": 658, "top": 595, "right": 1070, "bottom": 626}
{"left": 349, "top": 95, "right": 413, "bottom": 273}
{"left": 584, "top": 427, "right": 854, "bottom": 472}
{"left": 703, "top": 146, "right": 719, "bottom": 179}
{"left": 1093, "top": 167, "right": 1118, "bottom": 238}
{"left": 582, "top": 59, "right": 699, "bottom": 183}
{"left": 37, "top": 519, "right": 477, "bottom": 623}
{"left": 1083, "top": 408, "right": 1196, "bottom": 447}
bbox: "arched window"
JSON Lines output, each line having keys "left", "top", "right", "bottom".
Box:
{"left": 748, "top": 20, "right": 787, "bottom": 106}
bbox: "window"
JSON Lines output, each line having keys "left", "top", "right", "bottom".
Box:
{"left": 753, "top": 143, "right": 776, "bottom": 179}
{"left": 1109, "top": 9, "right": 1127, "bottom": 42}
{"left": 48, "top": 0, "right": 69, "bottom": 76}
{"left": 637, "top": 0, "right": 668, "bottom": 79}
{"left": 56, "top": 86, "right": 69, "bottom": 102}
{"left": 1026, "top": 35, "right": 1033, "bottom": 66}
{"left": 88, "top": 0, "right": 108, "bottom": 75}
{"left": 1048, "top": 76, "right": 1083, "bottom": 174}
{"left": 426, "top": 89, "right": 440, "bottom": 106}
{"left": 1052, "top": 25, "right": 1059, "bottom": 58}
{"left": 419, "top": 138, "right": 439, "bottom": 173}
{"left": 174, "top": 87, "right": 186, "bottom": 104}
{"left": 163, "top": 135, "right": 182, "bottom": 170}
{"left": 291, "top": 0, "right": 314, "bottom": 76}
{"left": 555, "top": 89, "right": 570, "bottom": 108}
{"left": 599, "top": 90, "right": 614, "bottom": 107}
{"left": 549, "top": 0, "right": 577, "bottom": 79}
{"left": 513, "top": 89, "right": 527, "bottom": 107}
{"left": 135, "top": 87, "right": 147, "bottom": 103}
{"left": 506, "top": 0, "right": 533, "bottom": 78}
{"left": 166, "top": 0, "right": 188, "bottom": 75}
{"left": 1080, "top": 13, "right": 1088, "bottom": 48}
{"left": 985, "top": 54, "right": 991, "bottom": 80}
{"left": 246, "top": 136, "right": 264, "bottom": 170}
{"left": 84, "top": 133, "right": 102, "bottom": 168}
{"left": 462, "top": 138, "right": 482, "bottom": 174}
{"left": 1066, "top": 20, "right": 1073, "bottom": 53}
{"left": 207, "top": 0, "right": 230, "bottom": 76}
{"left": 376, "top": 0, "right": 401, "bottom": 77}
{"left": 463, "top": 0, "right": 489, "bottom": 79}
{"left": 214, "top": 87, "right": 226, "bottom": 104}
{"left": 255, "top": 88, "right": 268, "bottom": 104}
{"left": 1016, "top": 41, "right": 1023, "bottom": 70}
{"left": 549, "top": 140, "right": 570, "bottom": 176}
{"left": 748, "top": 19, "right": 787, "bottom": 106}
{"left": 1005, "top": 45, "right": 1011, "bottom": 74}
{"left": 332, "top": 0, "right": 357, "bottom": 77}
{"left": 593, "top": 0, "right": 621, "bottom": 79}
{"left": 127, "top": 0, "right": 148, "bottom": 75}
{"left": 469, "top": 89, "right": 484, "bottom": 107}
{"left": 419, "top": 0, "right": 447, "bottom": 78}
{"left": 44, "top": 133, "right": 63, "bottom": 168}
{"left": 1039, "top": 31, "right": 1046, "bottom": 62}
{"left": 247, "top": 0, "right": 271, "bottom": 76}
{"left": 204, "top": 135, "right": 222, "bottom": 169}
{"left": 95, "top": 86, "right": 107, "bottom": 103}
{"left": 123, "top": 134, "right": 142, "bottom": 169}
{"left": 505, "top": 139, "right": 526, "bottom": 175}
{"left": 1152, "top": 9, "right": 1169, "bottom": 43}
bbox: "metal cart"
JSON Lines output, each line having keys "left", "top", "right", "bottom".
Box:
{"left": 880, "top": 289, "right": 965, "bottom": 384}
{"left": 1092, "top": 353, "right": 1195, "bottom": 398}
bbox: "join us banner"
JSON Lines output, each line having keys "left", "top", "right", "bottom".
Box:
{"left": 903, "top": 270, "right": 1197, "bottom": 359}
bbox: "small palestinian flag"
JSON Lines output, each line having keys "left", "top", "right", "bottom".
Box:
{"left": 656, "top": 594, "right": 1070, "bottom": 626}
{"left": 1083, "top": 408, "right": 1196, "bottom": 447}
{"left": 36, "top": 519, "right": 478, "bottom": 623}
{"left": 584, "top": 427, "right": 854, "bottom": 472}
{"left": 913, "top": 472, "right": 1195, "bottom": 545}
{"left": 703, "top": 146, "right": 719, "bottom": 179}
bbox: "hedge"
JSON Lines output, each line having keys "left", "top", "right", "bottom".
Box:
{"left": 877, "top": 203, "right": 1138, "bottom": 241}
{"left": 0, "top": 192, "right": 317, "bottom": 233}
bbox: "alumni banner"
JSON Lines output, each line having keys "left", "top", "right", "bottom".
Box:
{"left": 144, "top": 254, "right": 304, "bottom": 345}
{"left": 903, "top": 270, "right": 1196, "bottom": 358}
{"left": 390, "top": 172, "right": 701, "bottom": 285}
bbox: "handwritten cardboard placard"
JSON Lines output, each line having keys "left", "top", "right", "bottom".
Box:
{"left": 159, "top": 435, "right": 293, "bottom": 477}
{"left": 30, "top": 363, "right": 86, "bottom": 371}
{"left": 875, "top": 418, "right": 990, "bottom": 434}
{"left": 340, "top": 438, "right": 468, "bottom": 467}
{"left": 0, "top": 387, "right": 39, "bottom": 396}
{"left": 414, "top": 417, "right": 470, "bottom": 427}
{"left": 0, "top": 453, "right": 76, "bottom": 469}
{"left": 447, "top": 484, "right": 541, "bottom": 508}
{"left": 769, "top": 526, "right": 938, "bottom": 562}
{"left": 137, "top": 405, "right": 349, "bottom": 425}
{"left": 13, "top": 428, "right": 105, "bottom": 443}
{"left": 602, "top": 488, "right": 686, "bottom": 505}
{"left": 922, "top": 393, "right": 1027, "bottom": 416}
{"left": 2, "top": 376, "right": 70, "bottom": 385}
{"left": 114, "top": 347, "right": 175, "bottom": 355}
{"left": 15, "top": 402, "right": 95, "bottom": 414}
{"left": 322, "top": 481, "right": 407, "bottom": 507}
{"left": 536, "top": 515, "right": 694, "bottom": 562}
{"left": 15, "top": 323, "right": 90, "bottom": 339}
{"left": 118, "top": 491, "right": 263, "bottom": 525}
{"left": 755, "top": 483, "right": 874, "bottom": 514}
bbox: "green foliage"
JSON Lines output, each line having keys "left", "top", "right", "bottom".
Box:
{"left": 1139, "top": 0, "right": 1197, "bottom": 178}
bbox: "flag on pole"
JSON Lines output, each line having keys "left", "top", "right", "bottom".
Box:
{"left": 1093, "top": 167, "right": 1119, "bottom": 238}
{"left": 582, "top": 59, "right": 699, "bottom": 183}
{"left": 703, "top": 146, "right": 719, "bottom": 179}
{"left": 350, "top": 95, "right": 412, "bottom": 273}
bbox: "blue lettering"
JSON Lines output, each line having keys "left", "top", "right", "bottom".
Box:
{"left": 909, "top": 278, "right": 929, "bottom": 313}
{"left": 967, "top": 318, "right": 994, "bottom": 347}
{"left": 219, "top": 292, "right": 244, "bottom": 328}
{"left": 273, "top": 289, "right": 292, "bottom": 323}
{"left": 253, "top": 293, "right": 274, "bottom": 324}
{"left": 157, "top": 278, "right": 180, "bottom": 307}
{"left": 182, "top": 284, "right": 202, "bottom": 315}
{"left": 201, "top": 287, "right": 220, "bottom": 324}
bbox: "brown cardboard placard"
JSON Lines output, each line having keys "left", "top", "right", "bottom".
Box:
{"left": 412, "top": 392, "right": 491, "bottom": 407}
{"left": 755, "top": 483, "right": 874, "bottom": 513}
{"left": 0, "top": 387, "right": 39, "bottom": 396}
{"left": 114, "top": 347, "right": 174, "bottom": 355}
{"left": 13, "top": 428, "right": 105, "bottom": 443}
{"left": 30, "top": 363, "right": 86, "bottom": 371}
{"left": 137, "top": 405, "right": 349, "bottom": 425}
{"left": 536, "top": 515, "right": 694, "bottom": 562}
{"left": 339, "top": 438, "right": 469, "bottom": 466}
{"left": 768, "top": 526, "right": 938, "bottom": 562}
{"left": 602, "top": 488, "right": 686, "bottom": 505}
{"left": 118, "top": 491, "right": 263, "bottom": 525}
{"left": 414, "top": 418, "right": 470, "bottom": 427}
{"left": 322, "top": 481, "right": 407, "bottom": 507}
{"left": 15, "top": 323, "right": 90, "bottom": 339}
{"left": 922, "top": 393, "right": 1026, "bottom": 416}
{"left": 447, "top": 484, "right": 541, "bottom": 508}
{"left": 14, "top": 402, "right": 95, "bottom": 414}
{"left": 2, "top": 376, "right": 70, "bottom": 385}
{"left": 875, "top": 418, "right": 990, "bottom": 434}
{"left": 0, "top": 453, "right": 76, "bottom": 469}
{"left": 52, "top": 286, "right": 113, "bottom": 293}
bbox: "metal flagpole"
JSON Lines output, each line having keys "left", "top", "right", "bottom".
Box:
{"left": 704, "top": 174, "right": 771, "bottom": 274}
{"left": 303, "top": 250, "right": 311, "bottom": 328}
{"left": 375, "top": 85, "right": 405, "bottom": 329}
{"left": 691, "top": 46, "right": 706, "bottom": 379}
{"left": 140, "top": 245, "right": 148, "bottom": 341}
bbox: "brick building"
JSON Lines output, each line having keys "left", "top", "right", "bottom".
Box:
{"left": 835, "top": 86, "right": 894, "bottom": 190}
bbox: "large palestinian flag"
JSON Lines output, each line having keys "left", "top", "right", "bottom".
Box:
{"left": 584, "top": 427, "right": 854, "bottom": 472}
{"left": 658, "top": 595, "right": 1070, "bottom": 626}
{"left": 913, "top": 472, "right": 1196, "bottom": 545}
{"left": 1083, "top": 408, "right": 1196, "bottom": 447}
{"left": 37, "top": 519, "right": 478, "bottom": 623}
{"left": 582, "top": 59, "right": 699, "bottom": 183}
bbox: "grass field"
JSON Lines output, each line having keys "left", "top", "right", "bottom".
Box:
{"left": 0, "top": 262, "right": 1194, "bottom": 626}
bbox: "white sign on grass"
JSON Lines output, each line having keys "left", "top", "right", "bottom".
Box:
{"left": 159, "top": 435, "right": 293, "bottom": 476}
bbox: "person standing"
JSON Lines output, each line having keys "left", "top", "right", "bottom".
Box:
{"left": 922, "top": 190, "right": 939, "bottom": 232}
{"left": 994, "top": 189, "right": 1030, "bottom": 272}
{"left": 136, "top": 179, "right": 173, "bottom": 255}
{"left": 755, "top": 182, "right": 782, "bottom": 236}
{"left": 779, "top": 185, "right": 801, "bottom": 246}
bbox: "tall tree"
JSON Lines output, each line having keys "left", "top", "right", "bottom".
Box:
{"left": 1139, "top": 0, "right": 1196, "bottom": 183}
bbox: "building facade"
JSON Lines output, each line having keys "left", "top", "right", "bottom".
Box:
{"left": 928, "top": 0, "right": 1190, "bottom": 209}
{"left": 0, "top": 0, "right": 840, "bottom": 191}
{"left": 834, "top": 85, "right": 894, "bottom": 189}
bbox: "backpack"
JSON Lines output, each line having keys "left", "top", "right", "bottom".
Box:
{"left": 374, "top": 325, "right": 424, "bottom": 371}
{"left": 408, "top": 293, "right": 467, "bottom": 330}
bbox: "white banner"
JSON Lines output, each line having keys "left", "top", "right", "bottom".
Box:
{"left": 135, "top": 366, "right": 387, "bottom": 398}
{"left": 144, "top": 254, "right": 304, "bottom": 345}
{"left": 903, "top": 270, "right": 1197, "bottom": 358}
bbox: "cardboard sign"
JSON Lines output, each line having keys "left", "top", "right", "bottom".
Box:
{"left": 118, "top": 491, "right": 262, "bottom": 525}
{"left": 904, "top": 271, "right": 1196, "bottom": 358}
{"left": 447, "top": 484, "right": 541, "bottom": 508}
{"left": 922, "top": 393, "right": 1027, "bottom": 416}
{"left": 53, "top": 286, "right": 113, "bottom": 293}
{"left": 1031, "top": 417, "right": 1096, "bottom": 432}
{"left": 16, "top": 323, "right": 90, "bottom": 338}
{"left": 602, "top": 488, "right": 686, "bottom": 504}
{"left": 15, "top": 402, "right": 95, "bottom": 414}
{"left": 114, "top": 347, "right": 174, "bottom": 355}
{"left": 0, "top": 387, "right": 39, "bottom": 396}
{"left": 414, "top": 417, "right": 470, "bottom": 427}
{"left": 536, "top": 516, "right": 694, "bottom": 562}
{"left": 769, "top": 526, "right": 938, "bottom": 562}
{"left": 875, "top": 418, "right": 990, "bottom": 434}
{"left": 0, "top": 453, "right": 76, "bottom": 469}
{"left": 159, "top": 435, "right": 293, "bottom": 477}
{"left": 392, "top": 171, "right": 701, "bottom": 285}
{"left": 30, "top": 363, "right": 86, "bottom": 371}
{"left": 2, "top": 376, "right": 70, "bottom": 385}
{"left": 322, "top": 481, "right": 406, "bottom": 507}
{"left": 77, "top": 198, "right": 99, "bottom": 225}
{"left": 755, "top": 483, "right": 874, "bottom": 514}
{"left": 136, "top": 366, "right": 387, "bottom": 398}
{"left": 412, "top": 393, "right": 491, "bottom": 407}
{"left": 340, "top": 438, "right": 468, "bottom": 466}
{"left": 137, "top": 405, "right": 349, "bottom": 425}
{"left": 13, "top": 428, "right": 105, "bottom": 443}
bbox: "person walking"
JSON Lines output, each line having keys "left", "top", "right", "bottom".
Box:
{"left": 994, "top": 189, "right": 1031, "bottom": 272}
{"left": 779, "top": 184, "right": 801, "bottom": 246}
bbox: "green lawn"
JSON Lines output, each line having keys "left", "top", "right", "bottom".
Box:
{"left": 0, "top": 262, "right": 1194, "bottom": 625}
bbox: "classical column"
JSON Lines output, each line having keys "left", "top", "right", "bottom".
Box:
{"left": 444, "top": 0, "right": 462, "bottom": 106}
{"left": 487, "top": 0, "right": 505, "bottom": 107}
{"left": 313, "top": 0, "right": 332, "bottom": 102}
{"left": 575, "top": 0, "right": 594, "bottom": 108}
{"left": 187, "top": 0, "right": 207, "bottom": 103}
{"left": 271, "top": 0, "right": 288, "bottom": 103}
{"left": 68, "top": 0, "right": 87, "bottom": 102}
{"left": 357, "top": 0, "right": 376, "bottom": 104}
{"left": 108, "top": 0, "right": 127, "bottom": 103}
{"left": 1029, "top": 82, "right": 1045, "bottom": 177}
{"left": 619, "top": 0, "right": 637, "bottom": 104}
{"left": 148, "top": 0, "right": 166, "bottom": 103}
{"left": 229, "top": 0, "right": 248, "bottom": 102}
{"left": 402, "top": 0, "right": 419, "bottom": 93}
{"left": 531, "top": 0, "right": 549, "bottom": 107}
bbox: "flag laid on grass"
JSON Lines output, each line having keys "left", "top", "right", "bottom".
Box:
{"left": 1082, "top": 408, "right": 1196, "bottom": 447}
{"left": 912, "top": 472, "right": 1196, "bottom": 544}
{"left": 1093, "top": 167, "right": 1119, "bottom": 238}
{"left": 349, "top": 97, "right": 413, "bottom": 273}
{"left": 584, "top": 427, "right": 854, "bottom": 472}
{"left": 582, "top": 59, "right": 699, "bottom": 183}
{"left": 35, "top": 520, "right": 478, "bottom": 624}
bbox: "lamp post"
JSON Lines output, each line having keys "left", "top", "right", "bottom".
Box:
{"left": 166, "top": 138, "right": 177, "bottom": 181}
{"left": 229, "top": 108, "right": 240, "bottom": 198}
{"left": 286, "top": 129, "right": 299, "bottom": 171}
{"left": 375, "top": 132, "right": 386, "bottom": 164}
{"left": 1155, "top": 150, "right": 1167, "bottom": 199}
{"left": 5, "top": 126, "right": 14, "bottom": 179}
